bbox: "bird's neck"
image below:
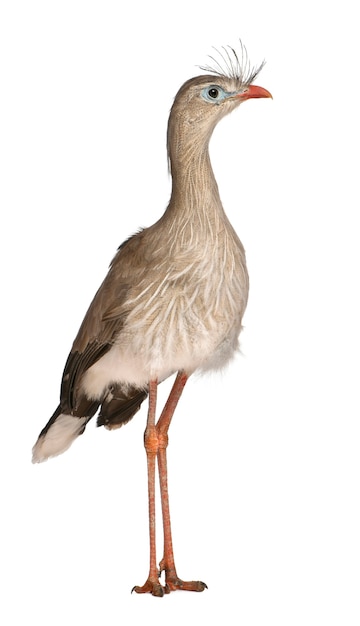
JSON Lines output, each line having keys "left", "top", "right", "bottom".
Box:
{"left": 166, "top": 136, "right": 223, "bottom": 221}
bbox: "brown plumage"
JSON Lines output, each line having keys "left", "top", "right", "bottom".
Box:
{"left": 32, "top": 44, "right": 271, "bottom": 596}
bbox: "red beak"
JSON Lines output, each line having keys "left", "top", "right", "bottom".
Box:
{"left": 237, "top": 85, "right": 272, "bottom": 100}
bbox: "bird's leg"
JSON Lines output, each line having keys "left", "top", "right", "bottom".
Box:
{"left": 133, "top": 373, "right": 206, "bottom": 596}
{"left": 157, "top": 371, "right": 207, "bottom": 593}
{"left": 132, "top": 380, "right": 166, "bottom": 597}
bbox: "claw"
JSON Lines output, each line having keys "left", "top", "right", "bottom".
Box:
{"left": 132, "top": 579, "right": 166, "bottom": 597}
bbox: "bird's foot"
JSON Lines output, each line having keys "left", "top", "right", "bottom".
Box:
{"left": 132, "top": 578, "right": 169, "bottom": 597}
{"left": 158, "top": 562, "right": 207, "bottom": 592}
{"left": 166, "top": 575, "right": 207, "bottom": 592}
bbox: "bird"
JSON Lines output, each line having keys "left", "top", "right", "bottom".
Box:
{"left": 32, "top": 43, "right": 272, "bottom": 596}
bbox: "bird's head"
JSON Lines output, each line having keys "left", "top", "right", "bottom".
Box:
{"left": 167, "top": 44, "right": 271, "bottom": 165}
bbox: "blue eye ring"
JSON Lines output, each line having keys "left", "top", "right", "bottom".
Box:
{"left": 201, "top": 85, "right": 226, "bottom": 103}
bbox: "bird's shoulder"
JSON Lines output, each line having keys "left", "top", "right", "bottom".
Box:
{"left": 111, "top": 224, "right": 167, "bottom": 270}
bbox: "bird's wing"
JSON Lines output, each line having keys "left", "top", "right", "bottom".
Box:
{"left": 60, "top": 231, "right": 148, "bottom": 412}
{"left": 60, "top": 280, "right": 130, "bottom": 412}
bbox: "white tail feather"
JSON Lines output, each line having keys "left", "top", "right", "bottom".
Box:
{"left": 32, "top": 414, "right": 87, "bottom": 463}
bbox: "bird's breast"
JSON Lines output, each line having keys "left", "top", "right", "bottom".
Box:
{"left": 119, "top": 234, "right": 247, "bottom": 380}
{"left": 81, "top": 229, "right": 249, "bottom": 396}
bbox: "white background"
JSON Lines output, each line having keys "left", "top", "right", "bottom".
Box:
{"left": 1, "top": 1, "right": 359, "bottom": 624}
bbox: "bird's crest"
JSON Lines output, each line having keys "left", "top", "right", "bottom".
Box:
{"left": 199, "top": 41, "right": 265, "bottom": 86}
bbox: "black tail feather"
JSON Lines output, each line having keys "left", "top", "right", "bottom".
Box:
{"left": 97, "top": 384, "right": 148, "bottom": 429}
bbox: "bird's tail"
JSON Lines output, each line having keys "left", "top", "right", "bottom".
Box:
{"left": 32, "top": 400, "right": 99, "bottom": 463}
{"left": 32, "top": 385, "right": 148, "bottom": 463}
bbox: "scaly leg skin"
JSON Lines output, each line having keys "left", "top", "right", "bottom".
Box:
{"left": 156, "top": 372, "right": 207, "bottom": 593}
{"left": 132, "top": 380, "right": 167, "bottom": 597}
{"left": 157, "top": 445, "right": 207, "bottom": 593}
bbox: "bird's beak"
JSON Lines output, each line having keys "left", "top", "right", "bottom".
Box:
{"left": 236, "top": 85, "right": 273, "bottom": 101}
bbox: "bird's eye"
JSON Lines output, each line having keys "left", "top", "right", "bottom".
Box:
{"left": 201, "top": 85, "right": 226, "bottom": 104}
{"left": 208, "top": 88, "right": 219, "bottom": 99}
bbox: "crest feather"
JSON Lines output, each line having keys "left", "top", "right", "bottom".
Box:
{"left": 199, "top": 41, "right": 265, "bottom": 86}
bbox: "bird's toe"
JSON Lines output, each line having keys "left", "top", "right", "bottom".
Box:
{"left": 132, "top": 578, "right": 167, "bottom": 597}
{"left": 165, "top": 574, "right": 207, "bottom": 592}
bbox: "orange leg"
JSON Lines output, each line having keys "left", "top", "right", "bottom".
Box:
{"left": 157, "top": 372, "right": 207, "bottom": 592}
{"left": 133, "top": 372, "right": 207, "bottom": 596}
{"left": 132, "top": 380, "right": 165, "bottom": 597}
